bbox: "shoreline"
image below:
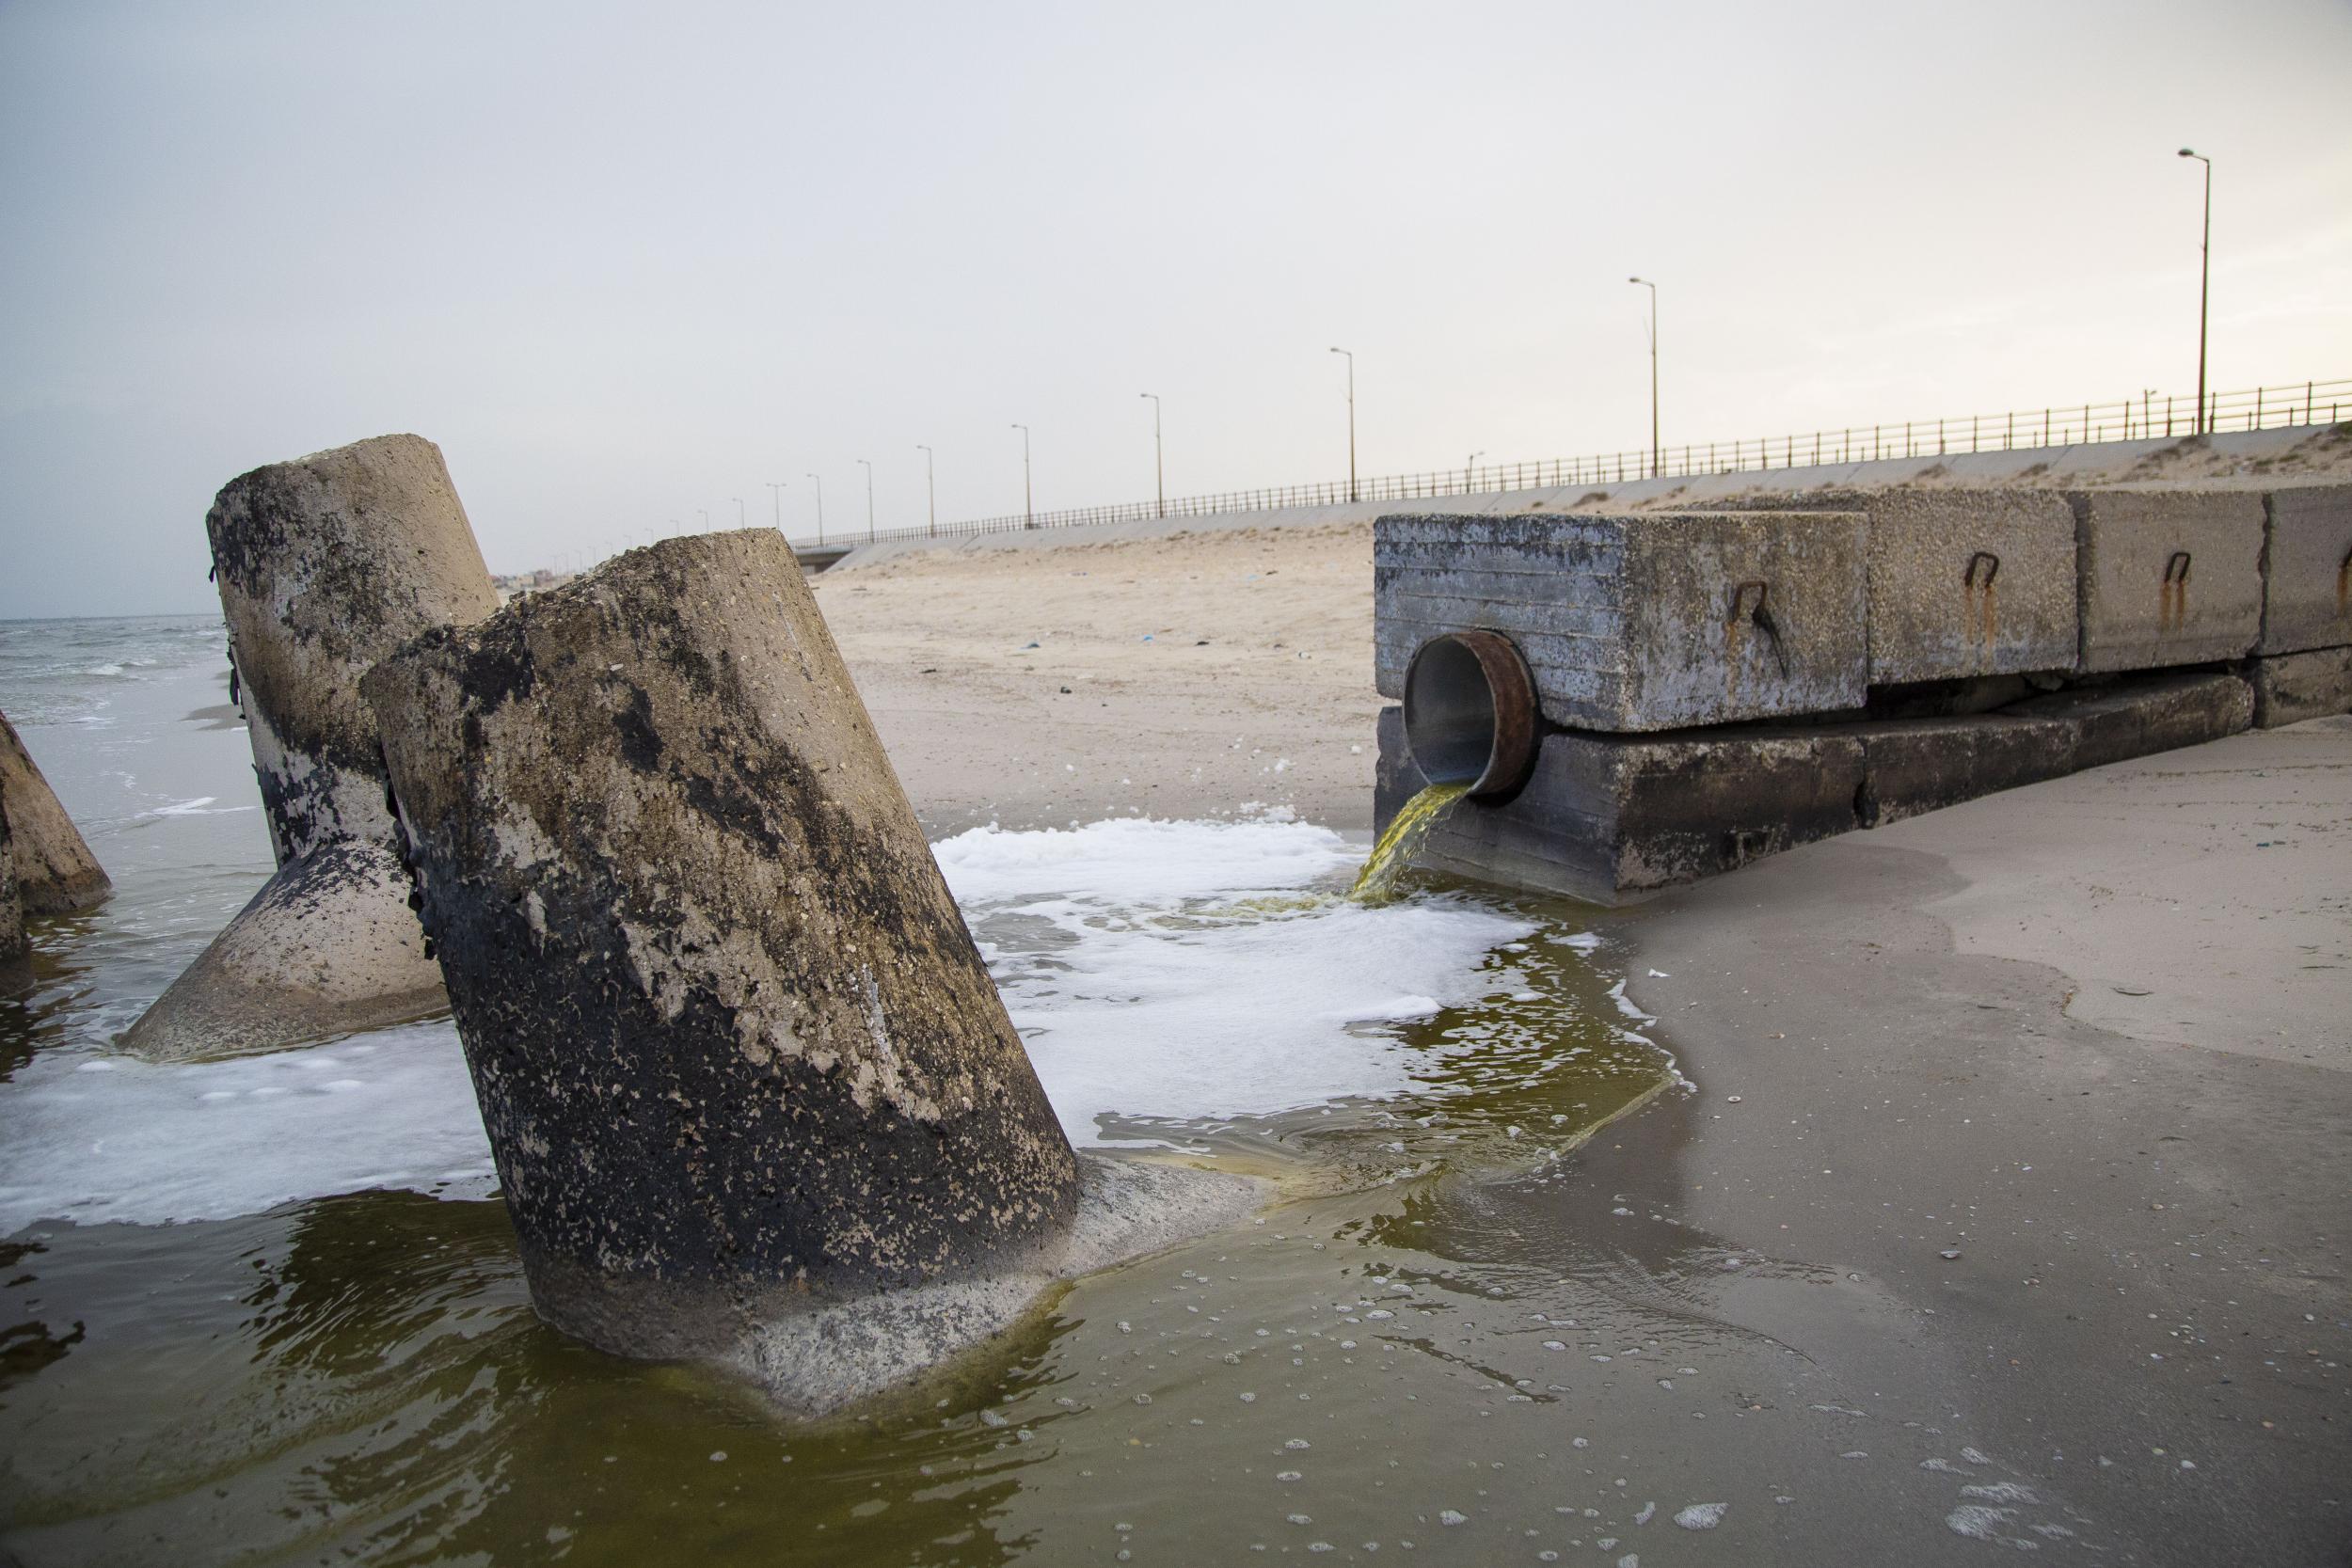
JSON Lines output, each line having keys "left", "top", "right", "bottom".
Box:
{"left": 1592, "top": 720, "right": 2351, "bottom": 1563}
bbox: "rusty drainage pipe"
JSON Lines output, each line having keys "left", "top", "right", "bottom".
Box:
{"left": 1402, "top": 630, "right": 1541, "bottom": 800}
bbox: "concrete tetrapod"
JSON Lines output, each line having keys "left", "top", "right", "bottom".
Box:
{"left": 120, "top": 435, "right": 499, "bottom": 1061}
{"left": 1, "top": 709, "right": 112, "bottom": 918}
{"left": 362, "top": 531, "right": 1257, "bottom": 1414}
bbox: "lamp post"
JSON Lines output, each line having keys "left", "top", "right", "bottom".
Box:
{"left": 765, "top": 481, "right": 787, "bottom": 532}
{"left": 1629, "top": 277, "right": 1660, "bottom": 479}
{"left": 1139, "top": 393, "right": 1165, "bottom": 517}
{"left": 914, "top": 445, "right": 935, "bottom": 536}
{"left": 804, "top": 475, "right": 823, "bottom": 546}
{"left": 1328, "top": 348, "right": 1357, "bottom": 503}
{"left": 855, "top": 459, "right": 875, "bottom": 543}
{"left": 697, "top": 508, "right": 709, "bottom": 531}
{"left": 732, "top": 497, "right": 745, "bottom": 528}
{"left": 2178, "top": 148, "right": 2212, "bottom": 435}
{"left": 1011, "top": 423, "right": 1033, "bottom": 529}
{"left": 1466, "top": 451, "right": 1485, "bottom": 493}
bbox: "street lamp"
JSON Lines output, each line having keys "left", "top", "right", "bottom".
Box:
{"left": 1011, "top": 423, "right": 1033, "bottom": 529}
{"left": 856, "top": 458, "right": 875, "bottom": 543}
{"left": 804, "top": 475, "right": 823, "bottom": 546}
{"left": 697, "top": 508, "right": 709, "bottom": 531}
{"left": 1140, "top": 393, "right": 1165, "bottom": 517}
{"left": 732, "top": 497, "right": 745, "bottom": 528}
{"left": 1328, "top": 347, "right": 1357, "bottom": 503}
{"left": 765, "top": 481, "right": 787, "bottom": 532}
{"left": 1466, "top": 451, "right": 1485, "bottom": 493}
{"left": 1629, "top": 277, "right": 1660, "bottom": 479}
{"left": 2178, "top": 148, "right": 2212, "bottom": 435}
{"left": 914, "top": 445, "right": 936, "bottom": 536}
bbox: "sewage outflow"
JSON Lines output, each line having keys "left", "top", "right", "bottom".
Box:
{"left": 1349, "top": 781, "right": 1469, "bottom": 904}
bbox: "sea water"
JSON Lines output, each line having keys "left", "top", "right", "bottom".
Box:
{"left": 0, "top": 618, "right": 2063, "bottom": 1565}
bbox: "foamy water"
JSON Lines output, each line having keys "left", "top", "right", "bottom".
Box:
{"left": 0, "top": 817, "right": 1533, "bottom": 1230}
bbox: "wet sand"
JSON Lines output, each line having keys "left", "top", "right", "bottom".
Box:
{"left": 818, "top": 530, "right": 2352, "bottom": 1563}
{"left": 1602, "top": 721, "right": 2352, "bottom": 1562}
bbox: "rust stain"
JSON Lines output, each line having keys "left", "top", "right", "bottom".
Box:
{"left": 1963, "top": 551, "right": 2000, "bottom": 666}
{"left": 2160, "top": 550, "right": 2193, "bottom": 636}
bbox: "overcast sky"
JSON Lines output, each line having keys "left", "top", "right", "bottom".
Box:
{"left": 3, "top": 0, "right": 2348, "bottom": 618}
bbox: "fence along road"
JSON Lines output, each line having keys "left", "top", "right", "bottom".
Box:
{"left": 793, "top": 375, "right": 2350, "bottom": 557}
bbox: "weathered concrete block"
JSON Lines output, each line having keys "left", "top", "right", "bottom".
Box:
{"left": 1709, "top": 487, "right": 2078, "bottom": 684}
{"left": 2010, "top": 671, "right": 2252, "bottom": 771}
{"left": 1375, "top": 671, "right": 2259, "bottom": 904}
{"left": 1854, "top": 710, "right": 2075, "bottom": 827}
{"left": 210, "top": 435, "right": 500, "bottom": 863}
{"left": 2070, "top": 488, "right": 2265, "bottom": 673}
{"left": 2249, "top": 646, "right": 2352, "bottom": 728}
{"left": 1375, "top": 512, "right": 1868, "bottom": 732}
{"left": 116, "top": 840, "right": 447, "bottom": 1062}
{"left": 361, "top": 531, "right": 1088, "bottom": 1381}
{"left": 2258, "top": 483, "right": 2352, "bottom": 655}
{"left": 1375, "top": 705, "right": 1866, "bottom": 904}
{"left": 1, "top": 819, "right": 23, "bottom": 966}
{"left": 123, "top": 435, "right": 498, "bottom": 1061}
{"left": 0, "top": 710, "right": 110, "bottom": 915}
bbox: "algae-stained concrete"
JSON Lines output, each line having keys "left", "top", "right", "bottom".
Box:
{"left": 122, "top": 434, "right": 497, "bottom": 1061}
{"left": 0, "top": 710, "right": 111, "bottom": 915}
{"left": 1374, "top": 512, "right": 1868, "bottom": 732}
{"left": 1375, "top": 705, "right": 1867, "bottom": 903}
{"left": 0, "top": 819, "right": 22, "bottom": 965}
{"left": 363, "top": 530, "right": 1090, "bottom": 1386}
{"left": 2258, "top": 481, "right": 2352, "bottom": 654}
{"left": 208, "top": 435, "right": 499, "bottom": 864}
{"left": 2070, "top": 487, "right": 2265, "bottom": 672}
{"left": 2251, "top": 644, "right": 2352, "bottom": 728}
{"left": 1375, "top": 672, "right": 2259, "bottom": 903}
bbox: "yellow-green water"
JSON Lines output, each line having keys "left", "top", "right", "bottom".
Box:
{"left": 1348, "top": 781, "right": 1470, "bottom": 904}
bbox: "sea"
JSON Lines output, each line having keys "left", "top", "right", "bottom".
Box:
{"left": 1, "top": 613, "right": 1894, "bottom": 1568}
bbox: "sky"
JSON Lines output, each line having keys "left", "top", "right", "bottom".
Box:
{"left": 2, "top": 0, "right": 2348, "bottom": 618}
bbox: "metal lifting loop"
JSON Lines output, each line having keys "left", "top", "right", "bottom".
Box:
{"left": 1964, "top": 550, "right": 2000, "bottom": 589}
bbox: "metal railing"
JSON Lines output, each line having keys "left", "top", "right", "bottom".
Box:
{"left": 791, "top": 375, "right": 2350, "bottom": 551}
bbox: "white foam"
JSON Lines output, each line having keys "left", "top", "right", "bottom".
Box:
{"left": 947, "top": 817, "right": 1531, "bottom": 1137}
{"left": 0, "top": 816, "right": 1536, "bottom": 1226}
{"left": 0, "top": 1022, "right": 495, "bottom": 1230}
{"left": 934, "top": 816, "right": 1358, "bottom": 905}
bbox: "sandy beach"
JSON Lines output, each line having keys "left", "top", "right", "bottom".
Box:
{"left": 818, "top": 522, "right": 2352, "bottom": 1563}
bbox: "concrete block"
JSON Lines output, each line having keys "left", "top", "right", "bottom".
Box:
{"left": 2258, "top": 483, "right": 2352, "bottom": 655}
{"left": 1, "top": 709, "right": 110, "bottom": 915}
{"left": 2249, "top": 646, "right": 2352, "bottom": 728}
{"left": 1709, "top": 487, "right": 2079, "bottom": 684}
{"left": 2010, "top": 672, "right": 2253, "bottom": 771}
{"left": 363, "top": 531, "right": 1085, "bottom": 1386}
{"left": 2070, "top": 488, "right": 2265, "bottom": 672}
{"left": 1375, "top": 705, "right": 1866, "bottom": 904}
{"left": 1854, "top": 710, "right": 2075, "bottom": 827}
{"left": 1375, "top": 670, "right": 2257, "bottom": 904}
{"left": 123, "top": 434, "right": 497, "bottom": 1062}
{"left": 1375, "top": 512, "right": 1868, "bottom": 732}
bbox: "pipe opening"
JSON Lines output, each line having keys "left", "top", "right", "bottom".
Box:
{"left": 1402, "top": 630, "right": 1540, "bottom": 800}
